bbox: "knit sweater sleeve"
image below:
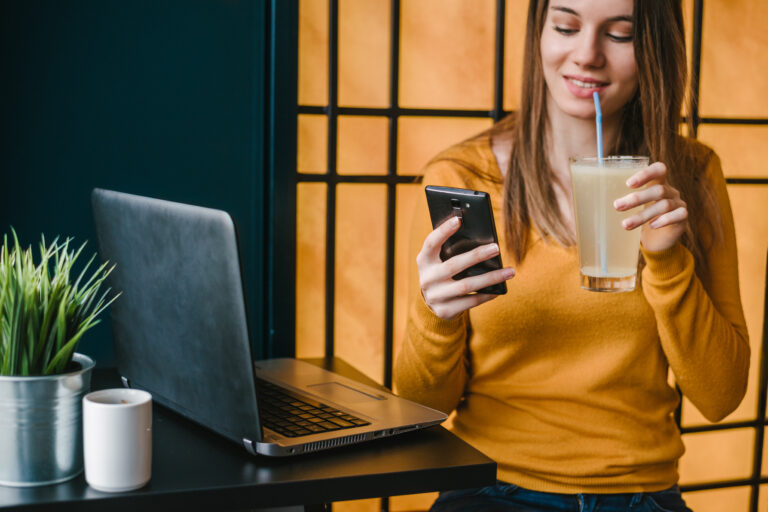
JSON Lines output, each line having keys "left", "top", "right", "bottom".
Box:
{"left": 640, "top": 153, "right": 750, "bottom": 422}
{"left": 393, "top": 159, "right": 474, "bottom": 414}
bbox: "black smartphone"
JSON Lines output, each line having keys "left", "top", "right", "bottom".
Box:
{"left": 424, "top": 185, "right": 507, "bottom": 295}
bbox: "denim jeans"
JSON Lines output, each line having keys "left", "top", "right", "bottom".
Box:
{"left": 429, "top": 481, "right": 693, "bottom": 512}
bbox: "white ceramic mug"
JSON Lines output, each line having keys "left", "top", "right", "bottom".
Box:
{"left": 83, "top": 388, "right": 152, "bottom": 492}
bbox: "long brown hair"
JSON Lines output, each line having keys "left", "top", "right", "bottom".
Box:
{"left": 496, "top": 0, "right": 719, "bottom": 271}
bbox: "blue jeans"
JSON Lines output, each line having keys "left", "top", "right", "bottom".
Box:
{"left": 429, "top": 482, "right": 693, "bottom": 512}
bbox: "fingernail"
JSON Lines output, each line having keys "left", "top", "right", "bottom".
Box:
{"left": 650, "top": 220, "right": 660, "bottom": 229}
{"left": 451, "top": 216, "right": 460, "bottom": 226}
{"left": 622, "top": 219, "right": 632, "bottom": 229}
{"left": 486, "top": 243, "right": 499, "bottom": 255}
{"left": 626, "top": 178, "right": 636, "bottom": 187}
{"left": 503, "top": 268, "right": 515, "bottom": 278}
{"left": 613, "top": 199, "right": 624, "bottom": 210}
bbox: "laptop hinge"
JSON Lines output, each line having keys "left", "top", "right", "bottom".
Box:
{"left": 121, "top": 376, "right": 131, "bottom": 388}
{"left": 243, "top": 438, "right": 258, "bottom": 456}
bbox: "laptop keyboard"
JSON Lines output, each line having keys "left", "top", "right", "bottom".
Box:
{"left": 256, "top": 377, "right": 371, "bottom": 438}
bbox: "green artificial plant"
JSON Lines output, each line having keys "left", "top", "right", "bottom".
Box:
{"left": 0, "top": 230, "right": 118, "bottom": 376}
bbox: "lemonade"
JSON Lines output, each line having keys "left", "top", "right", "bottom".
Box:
{"left": 569, "top": 156, "right": 649, "bottom": 292}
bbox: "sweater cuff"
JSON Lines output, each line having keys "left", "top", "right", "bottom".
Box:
{"left": 641, "top": 242, "right": 691, "bottom": 282}
{"left": 412, "top": 291, "right": 466, "bottom": 335}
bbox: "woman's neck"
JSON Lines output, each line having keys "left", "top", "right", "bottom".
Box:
{"left": 545, "top": 103, "right": 622, "bottom": 184}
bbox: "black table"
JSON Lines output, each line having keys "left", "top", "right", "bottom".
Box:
{"left": 0, "top": 358, "right": 496, "bottom": 511}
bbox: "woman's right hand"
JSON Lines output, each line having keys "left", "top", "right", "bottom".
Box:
{"left": 416, "top": 216, "right": 515, "bottom": 320}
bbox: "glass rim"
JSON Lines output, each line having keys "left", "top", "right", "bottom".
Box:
{"left": 569, "top": 155, "right": 649, "bottom": 163}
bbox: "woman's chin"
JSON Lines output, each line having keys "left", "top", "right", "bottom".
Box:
{"left": 558, "top": 106, "right": 602, "bottom": 122}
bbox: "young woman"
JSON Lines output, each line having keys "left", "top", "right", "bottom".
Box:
{"left": 394, "top": 1, "right": 750, "bottom": 510}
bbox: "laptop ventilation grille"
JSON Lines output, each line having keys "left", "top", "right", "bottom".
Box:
{"left": 303, "top": 433, "right": 369, "bottom": 453}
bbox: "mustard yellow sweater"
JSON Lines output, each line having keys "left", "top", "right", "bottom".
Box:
{"left": 394, "top": 134, "right": 750, "bottom": 493}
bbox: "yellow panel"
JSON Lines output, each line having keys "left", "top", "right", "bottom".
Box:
{"left": 296, "top": 183, "right": 327, "bottom": 359}
{"left": 764, "top": 429, "right": 768, "bottom": 477}
{"left": 333, "top": 498, "right": 379, "bottom": 512}
{"left": 683, "top": 486, "right": 751, "bottom": 512}
{"left": 698, "top": 126, "right": 768, "bottom": 178}
{"left": 681, "top": 0, "right": 694, "bottom": 118}
{"left": 390, "top": 492, "right": 438, "bottom": 511}
{"left": 729, "top": 187, "right": 768, "bottom": 421}
{"left": 337, "top": 116, "right": 389, "bottom": 175}
{"left": 502, "top": 0, "right": 528, "bottom": 112}
{"left": 338, "top": 0, "right": 390, "bottom": 107}
{"left": 681, "top": 186, "right": 767, "bottom": 426}
{"left": 700, "top": 0, "right": 768, "bottom": 118}
{"left": 761, "top": 484, "right": 768, "bottom": 511}
{"left": 397, "top": 116, "right": 493, "bottom": 175}
{"left": 679, "top": 428, "right": 754, "bottom": 484}
{"left": 682, "top": 0, "right": 694, "bottom": 66}
{"left": 335, "top": 185, "right": 387, "bottom": 383}
{"left": 393, "top": 184, "right": 421, "bottom": 378}
{"left": 298, "top": 0, "right": 329, "bottom": 106}
{"left": 297, "top": 114, "right": 328, "bottom": 174}
{"left": 399, "top": 0, "right": 496, "bottom": 109}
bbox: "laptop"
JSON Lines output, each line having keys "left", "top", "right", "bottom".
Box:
{"left": 91, "top": 188, "right": 446, "bottom": 457}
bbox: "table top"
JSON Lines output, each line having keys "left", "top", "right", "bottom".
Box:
{"left": 0, "top": 358, "right": 496, "bottom": 511}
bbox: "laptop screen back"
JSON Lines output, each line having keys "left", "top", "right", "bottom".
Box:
{"left": 91, "top": 188, "right": 262, "bottom": 444}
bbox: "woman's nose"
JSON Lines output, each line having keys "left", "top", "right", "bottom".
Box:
{"left": 572, "top": 30, "right": 605, "bottom": 68}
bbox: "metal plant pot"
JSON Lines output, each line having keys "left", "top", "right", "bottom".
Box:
{"left": 0, "top": 353, "right": 95, "bottom": 487}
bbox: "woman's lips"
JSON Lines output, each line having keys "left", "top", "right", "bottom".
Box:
{"left": 563, "top": 76, "right": 608, "bottom": 99}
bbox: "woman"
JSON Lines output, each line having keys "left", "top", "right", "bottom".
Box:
{"left": 394, "top": 0, "right": 750, "bottom": 511}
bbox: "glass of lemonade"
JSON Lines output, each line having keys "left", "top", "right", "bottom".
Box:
{"left": 569, "top": 156, "right": 649, "bottom": 292}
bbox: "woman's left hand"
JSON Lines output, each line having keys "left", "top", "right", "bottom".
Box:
{"left": 613, "top": 161, "right": 688, "bottom": 252}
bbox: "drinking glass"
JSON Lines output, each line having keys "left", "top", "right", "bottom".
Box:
{"left": 569, "top": 156, "right": 649, "bottom": 292}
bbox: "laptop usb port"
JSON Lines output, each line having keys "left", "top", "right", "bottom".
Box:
{"left": 391, "top": 425, "right": 419, "bottom": 435}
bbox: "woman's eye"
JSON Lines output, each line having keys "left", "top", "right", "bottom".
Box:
{"left": 554, "top": 26, "right": 577, "bottom": 35}
{"left": 607, "top": 33, "right": 633, "bottom": 43}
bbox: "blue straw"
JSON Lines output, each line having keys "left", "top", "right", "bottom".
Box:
{"left": 593, "top": 91, "right": 607, "bottom": 275}
{"left": 593, "top": 91, "right": 603, "bottom": 162}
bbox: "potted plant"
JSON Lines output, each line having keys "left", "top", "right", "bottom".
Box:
{"left": 0, "top": 231, "right": 118, "bottom": 487}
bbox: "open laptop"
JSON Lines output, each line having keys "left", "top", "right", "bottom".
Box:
{"left": 91, "top": 188, "right": 446, "bottom": 457}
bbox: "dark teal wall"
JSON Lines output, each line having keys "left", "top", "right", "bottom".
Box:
{"left": 0, "top": 1, "right": 294, "bottom": 366}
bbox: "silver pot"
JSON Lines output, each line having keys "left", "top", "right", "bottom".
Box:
{"left": 0, "top": 353, "right": 94, "bottom": 487}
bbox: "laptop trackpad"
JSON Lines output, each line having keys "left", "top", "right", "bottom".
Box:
{"left": 307, "top": 382, "right": 384, "bottom": 403}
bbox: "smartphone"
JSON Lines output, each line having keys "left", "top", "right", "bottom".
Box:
{"left": 424, "top": 185, "right": 507, "bottom": 295}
